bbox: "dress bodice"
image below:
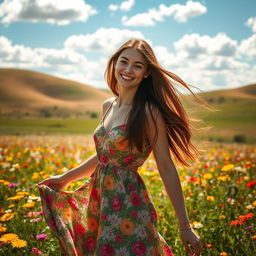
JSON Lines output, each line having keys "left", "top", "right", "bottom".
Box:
{"left": 93, "top": 123, "right": 152, "bottom": 170}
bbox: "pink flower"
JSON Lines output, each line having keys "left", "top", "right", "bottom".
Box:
{"left": 81, "top": 197, "right": 89, "bottom": 206}
{"left": 85, "top": 237, "right": 96, "bottom": 251}
{"left": 100, "top": 244, "right": 115, "bottom": 256}
{"left": 30, "top": 217, "right": 42, "bottom": 223}
{"left": 36, "top": 233, "right": 48, "bottom": 241}
{"left": 130, "top": 192, "right": 142, "bottom": 207}
{"left": 163, "top": 245, "right": 174, "bottom": 256}
{"left": 74, "top": 224, "right": 86, "bottom": 237}
{"left": 68, "top": 197, "right": 79, "bottom": 210}
{"left": 112, "top": 197, "right": 122, "bottom": 211}
{"left": 124, "top": 154, "right": 136, "bottom": 164}
{"left": 100, "top": 154, "right": 108, "bottom": 163}
{"left": 32, "top": 248, "right": 42, "bottom": 255}
{"left": 132, "top": 241, "right": 146, "bottom": 255}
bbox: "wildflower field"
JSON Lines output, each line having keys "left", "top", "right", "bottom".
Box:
{"left": 0, "top": 135, "right": 255, "bottom": 256}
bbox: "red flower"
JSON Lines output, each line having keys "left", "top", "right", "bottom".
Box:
{"left": 246, "top": 180, "right": 256, "bottom": 188}
{"left": 101, "top": 213, "right": 107, "bottom": 222}
{"left": 85, "top": 237, "right": 96, "bottom": 251}
{"left": 100, "top": 244, "right": 115, "bottom": 256}
{"left": 124, "top": 154, "right": 136, "bottom": 164}
{"left": 23, "top": 164, "right": 28, "bottom": 168}
{"left": 91, "top": 187, "right": 100, "bottom": 202}
{"left": 115, "top": 234, "right": 123, "bottom": 243}
{"left": 128, "top": 183, "right": 135, "bottom": 191}
{"left": 74, "top": 224, "right": 86, "bottom": 237}
{"left": 130, "top": 192, "right": 142, "bottom": 207}
{"left": 163, "top": 245, "right": 174, "bottom": 256}
{"left": 130, "top": 210, "right": 138, "bottom": 220}
{"left": 112, "top": 197, "right": 122, "bottom": 211}
{"left": 109, "top": 148, "right": 116, "bottom": 156}
{"left": 100, "top": 154, "right": 108, "bottom": 164}
{"left": 132, "top": 241, "right": 146, "bottom": 256}
{"left": 151, "top": 208, "right": 157, "bottom": 222}
{"left": 67, "top": 197, "right": 79, "bottom": 210}
{"left": 81, "top": 197, "right": 89, "bottom": 206}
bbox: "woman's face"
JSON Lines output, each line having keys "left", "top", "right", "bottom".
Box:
{"left": 114, "top": 48, "right": 148, "bottom": 89}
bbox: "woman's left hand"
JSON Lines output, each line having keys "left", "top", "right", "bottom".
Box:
{"left": 179, "top": 227, "right": 202, "bottom": 256}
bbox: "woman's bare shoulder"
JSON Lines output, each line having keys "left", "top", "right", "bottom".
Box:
{"left": 102, "top": 96, "right": 116, "bottom": 111}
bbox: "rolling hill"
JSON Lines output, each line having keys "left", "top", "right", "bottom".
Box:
{"left": 0, "top": 68, "right": 113, "bottom": 118}
{"left": 0, "top": 68, "right": 255, "bottom": 142}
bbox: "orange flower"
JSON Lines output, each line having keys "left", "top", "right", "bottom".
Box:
{"left": 142, "top": 189, "right": 151, "bottom": 204}
{"left": 120, "top": 218, "right": 135, "bottom": 235}
{"left": 87, "top": 217, "right": 98, "bottom": 231}
{"left": 205, "top": 244, "right": 214, "bottom": 248}
{"left": 104, "top": 175, "right": 115, "bottom": 191}
{"left": 0, "top": 213, "right": 14, "bottom": 222}
{"left": 114, "top": 137, "right": 128, "bottom": 151}
{"left": 63, "top": 208, "right": 73, "bottom": 222}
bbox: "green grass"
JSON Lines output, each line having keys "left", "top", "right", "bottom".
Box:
{"left": 0, "top": 119, "right": 99, "bottom": 135}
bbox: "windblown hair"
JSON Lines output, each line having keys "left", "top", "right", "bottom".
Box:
{"left": 104, "top": 39, "right": 212, "bottom": 167}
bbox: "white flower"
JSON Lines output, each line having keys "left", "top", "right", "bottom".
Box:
{"left": 107, "top": 213, "right": 122, "bottom": 227}
{"left": 138, "top": 209, "right": 150, "bottom": 223}
{"left": 135, "top": 225, "right": 147, "bottom": 239}
{"left": 115, "top": 247, "right": 129, "bottom": 256}
{"left": 115, "top": 182, "right": 126, "bottom": 194}
{"left": 101, "top": 227, "right": 115, "bottom": 241}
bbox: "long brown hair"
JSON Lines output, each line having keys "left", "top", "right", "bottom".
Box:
{"left": 104, "top": 39, "right": 212, "bottom": 167}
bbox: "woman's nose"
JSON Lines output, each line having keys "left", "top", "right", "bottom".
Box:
{"left": 124, "top": 64, "right": 132, "bottom": 73}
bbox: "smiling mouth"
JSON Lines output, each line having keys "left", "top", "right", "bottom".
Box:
{"left": 121, "top": 74, "right": 134, "bottom": 81}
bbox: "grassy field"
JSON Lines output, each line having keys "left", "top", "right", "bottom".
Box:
{"left": 0, "top": 135, "right": 255, "bottom": 255}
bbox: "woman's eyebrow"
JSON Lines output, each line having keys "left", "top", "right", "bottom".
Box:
{"left": 120, "top": 56, "right": 145, "bottom": 66}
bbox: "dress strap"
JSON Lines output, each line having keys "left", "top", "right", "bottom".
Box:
{"left": 100, "top": 97, "right": 117, "bottom": 126}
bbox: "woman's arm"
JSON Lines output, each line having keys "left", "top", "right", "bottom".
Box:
{"left": 145, "top": 105, "right": 190, "bottom": 229}
{"left": 39, "top": 98, "right": 115, "bottom": 188}
{"left": 146, "top": 105, "right": 203, "bottom": 255}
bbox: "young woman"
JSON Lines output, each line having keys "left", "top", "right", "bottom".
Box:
{"left": 38, "top": 39, "right": 204, "bottom": 256}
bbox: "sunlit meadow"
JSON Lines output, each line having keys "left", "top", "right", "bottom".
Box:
{"left": 0, "top": 135, "right": 255, "bottom": 255}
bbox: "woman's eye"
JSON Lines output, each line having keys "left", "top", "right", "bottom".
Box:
{"left": 135, "top": 65, "right": 142, "bottom": 69}
{"left": 120, "top": 60, "right": 126, "bottom": 64}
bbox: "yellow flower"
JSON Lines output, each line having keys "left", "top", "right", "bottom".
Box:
{"left": 251, "top": 235, "right": 256, "bottom": 240}
{"left": 0, "top": 233, "right": 18, "bottom": 243}
{"left": 7, "top": 195, "right": 25, "bottom": 201}
{"left": 203, "top": 173, "right": 212, "bottom": 179}
{"left": 252, "top": 201, "right": 256, "bottom": 207}
{"left": 17, "top": 192, "right": 30, "bottom": 196}
{"left": 0, "top": 227, "right": 7, "bottom": 232}
{"left": 32, "top": 172, "right": 39, "bottom": 180}
{"left": 23, "top": 202, "right": 35, "bottom": 208}
{"left": 221, "top": 164, "right": 234, "bottom": 171}
{"left": 217, "top": 175, "right": 231, "bottom": 182}
{"left": 206, "top": 196, "right": 215, "bottom": 202}
{"left": 11, "top": 239, "right": 27, "bottom": 248}
{"left": 8, "top": 204, "right": 15, "bottom": 208}
{"left": 219, "top": 215, "right": 226, "bottom": 219}
{"left": 0, "top": 213, "right": 14, "bottom": 221}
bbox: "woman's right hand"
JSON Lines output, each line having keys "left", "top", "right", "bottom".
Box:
{"left": 38, "top": 175, "right": 68, "bottom": 190}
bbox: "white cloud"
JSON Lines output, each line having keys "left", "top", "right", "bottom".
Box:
{"left": 122, "top": 1, "right": 207, "bottom": 26}
{"left": 108, "top": 0, "right": 135, "bottom": 12}
{"left": 245, "top": 17, "right": 256, "bottom": 33}
{"left": 174, "top": 33, "right": 238, "bottom": 58}
{"left": 239, "top": 34, "right": 256, "bottom": 59}
{"left": 64, "top": 27, "right": 148, "bottom": 54}
{"left": 0, "top": 0, "right": 97, "bottom": 25}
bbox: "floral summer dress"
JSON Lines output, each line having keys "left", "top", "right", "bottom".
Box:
{"left": 38, "top": 99, "right": 174, "bottom": 256}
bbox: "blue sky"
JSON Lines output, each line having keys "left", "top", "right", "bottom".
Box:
{"left": 0, "top": 0, "right": 255, "bottom": 92}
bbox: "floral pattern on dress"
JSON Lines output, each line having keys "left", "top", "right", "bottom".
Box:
{"left": 38, "top": 123, "right": 174, "bottom": 256}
